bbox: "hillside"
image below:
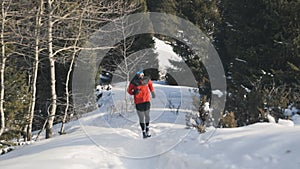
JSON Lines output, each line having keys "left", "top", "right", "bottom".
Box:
{"left": 1, "top": 84, "right": 300, "bottom": 169}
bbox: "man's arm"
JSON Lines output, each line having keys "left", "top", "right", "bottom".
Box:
{"left": 148, "top": 80, "right": 155, "bottom": 98}
{"left": 148, "top": 80, "right": 154, "bottom": 92}
{"left": 127, "top": 83, "right": 135, "bottom": 95}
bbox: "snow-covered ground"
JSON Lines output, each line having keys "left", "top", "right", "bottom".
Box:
{"left": 154, "top": 37, "right": 183, "bottom": 73}
{"left": 1, "top": 83, "right": 300, "bottom": 169}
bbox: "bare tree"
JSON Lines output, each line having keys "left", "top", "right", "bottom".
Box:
{"left": 0, "top": 0, "right": 148, "bottom": 139}
{"left": 0, "top": 0, "right": 12, "bottom": 137}
{"left": 26, "top": 0, "right": 44, "bottom": 141}
{"left": 59, "top": 1, "right": 87, "bottom": 135}
{"left": 47, "top": 0, "right": 116, "bottom": 137}
{"left": 44, "top": 0, "right": 89, "bottom": 138}
{"left": 103, "top": 0, "right": 151, "bottom": 112}
{"left": 45, "top": 0, "right": 81, "bottom": 138}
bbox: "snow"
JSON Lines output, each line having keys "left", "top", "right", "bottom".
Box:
{"left": 212, "top": 89, "right": 224, "bottom": 98}
{"left": 1, "top": 84, "right": 300, "bottom": 169}
{"left": 267, "top": 114, "right": 276, "bottom": 123}
{"left": 284, "top": 108, "right": 293, "bottom": 117}
{"left": 241, "top": 84, "right": 251, "bottom": 93}
{"left": 284, "top": 105, "right": 299, "bottom": 117}
{"left": 154, "top": 37, "right": 184, "bottom": 74}
{"left": 204, "top": 102, "right": 211, "bottom": 112}
{"left": 292, "top": 114, "right": 300, "bottom": 125}
{"left": 235, "top": 58, "right": 247, "bottom": 63}
{"left": 278, "top": 119, "right": 294, "bottom": 127}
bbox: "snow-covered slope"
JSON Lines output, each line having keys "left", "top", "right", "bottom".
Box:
{"left": 154, "top": 37, "right": 183, "bottom": 72}
{"left": 1, "top": 84, "right": 300, "bottom": 169}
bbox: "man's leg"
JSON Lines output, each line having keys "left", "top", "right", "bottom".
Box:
{"left": 137, "top": 110, "right": 145, "bottom": 129}
{"left": 137, "top": 110, "right": 147, "bottom": 138}
{"left": 145, "top": 110, "right": 151, "bottom": 137}
{"left": 145, "top": 102, "right": 151, "bottom": 129}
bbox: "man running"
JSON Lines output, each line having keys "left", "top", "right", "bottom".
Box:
{"left": 127, "top": 71, "right": 155, "bottom": 139}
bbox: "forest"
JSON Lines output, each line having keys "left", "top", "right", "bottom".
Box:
{"left": 0, "top": 0, "right": 299, "bottom": 141}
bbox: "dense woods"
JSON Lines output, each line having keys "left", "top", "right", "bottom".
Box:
{"left": 0, "top": 0, "right": 299, "bottom": 141}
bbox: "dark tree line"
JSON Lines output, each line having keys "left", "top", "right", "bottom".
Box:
{"left": 146, "top": 0, "right": 300, "bottom": 126}
{"left": 218, "top": 0, "right": 300, "bottom": 125}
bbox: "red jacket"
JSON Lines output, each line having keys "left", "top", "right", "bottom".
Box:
{"left": 127, "top": 76, "right": 154, "bottom": 104}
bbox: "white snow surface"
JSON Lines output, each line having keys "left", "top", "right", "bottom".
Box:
{"left": 1, "top": 84, "right": 300, "bottom": 169}
{"left": 212, "top": 89, "right": 224, "bottom": 98}
{"left": 154, "top": 37, "right": 184, "bottom": 73}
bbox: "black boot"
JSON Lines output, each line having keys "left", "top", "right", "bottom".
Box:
{"left": 142, "top": 130, "right": 147, "bottom": 139}
{"left": 140, "top": 123, "right": 145, "bottom": 131}
{"left": 145, "top": 125, "right": 151, "bottom": 138}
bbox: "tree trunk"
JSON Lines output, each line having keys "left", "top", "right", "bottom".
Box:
{"left": 27, "top": 0, "right": 43, "bottom": 141}
{"left": 46, "top": 0, "right": 57, "bottom": 139}
{"left": 0, "top": 0, "right": 8, "bottom": 137}
{"left": 59, "top": 53, "right": 74, "bottom": 135}
{"left": 59, "top": 2, "right": 86, "bottom": 134}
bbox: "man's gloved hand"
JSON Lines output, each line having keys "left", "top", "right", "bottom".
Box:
{"left": 133, "top": 89, "right": 140, "bottom": 95}
{"left": 151, "top": 92, "right": 156, "bottom": 98}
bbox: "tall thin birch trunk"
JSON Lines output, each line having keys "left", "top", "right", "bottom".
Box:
{"left": 0, "top": 1, "right": 6, "bottom": 137}
{"left": 0, "top": 0, "right": 11, "bottom": 137}
{"left": 59, "top": 3, "right": 86, "bottom": 134}
{"left": 46, "top": 0, "right": 57, "bottom": 139}
{"left": 27, "top": 0, "right": 44, "bottom": 141}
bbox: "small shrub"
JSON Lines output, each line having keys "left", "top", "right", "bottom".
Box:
{"left": 221, "top": 111, "right": 237, "bottom": 128}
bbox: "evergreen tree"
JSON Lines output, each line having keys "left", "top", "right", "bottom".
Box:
{"left": 177, "top": 0, "right": 221, "bottom": 38}
{"left": 218, "top": 0, "right": 300, "bottom": 125}
{"left": 146, "top": 0, "right": 177, "bottom": 14}
{"left": 168, "top": 1, "right": 220, "bottom": 96}
{"left": 0, "top": 58, "right": 31, "bottom": 140}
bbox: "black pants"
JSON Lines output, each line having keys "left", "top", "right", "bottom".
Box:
{"left": 136, "top": 102, "right": 150, "bottom": 112}
{"left": 136, "top": 102, "right": 150, "bottom": 123}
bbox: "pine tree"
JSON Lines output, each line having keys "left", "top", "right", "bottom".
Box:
{"left": 0, "top": 58, "right": 31, "bottom": 141}
{"left": 217, "top": 0, "right": 300, "bottom": 125}
{"left": 146, "top": 0, "right": 177, "bottom": 14}
{"left": 177, "top": 0, "right": 221, "bottom": 38}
